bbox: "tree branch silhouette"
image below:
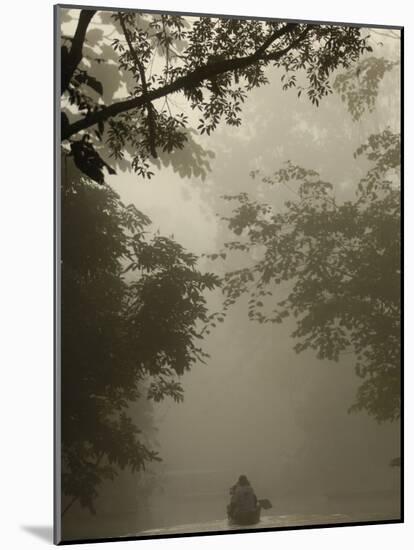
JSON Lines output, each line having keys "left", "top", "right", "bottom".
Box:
{"left": 61, "top": 9, "right": 96, "bottom": 94}
{"left": 118, "top": 14, "right": 158, "bottom": 158}
{"left": 61, "top": 23, "right": 313, "bottom": 140}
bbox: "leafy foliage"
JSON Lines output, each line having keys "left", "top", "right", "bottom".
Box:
{"left": 61, "top": 9, "right": 372, "bottom": 179}
{"left": 61, "top": 157, "right": 220, "bottom": 513}
{"left": 333, "top": 56, "right": 398, "bottom": 121}
{"left": 218, "top": 130, "right": 400, "bottom": 423}
{"left": 70, "top": 135, "right": 116, "bottom": 184}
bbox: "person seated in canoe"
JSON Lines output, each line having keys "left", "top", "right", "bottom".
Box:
{"left": 227, "top": 475, "right": 259, "bottom": 520}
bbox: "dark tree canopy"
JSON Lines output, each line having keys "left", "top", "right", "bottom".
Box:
{"left": 61, "top": 158, "right": 219, "bottom": 514}
{"left": 61, "top": 9, "right": 372, "bottom": 181}
{"left": 217, "top": 129, "right": 400, "bottom": 423}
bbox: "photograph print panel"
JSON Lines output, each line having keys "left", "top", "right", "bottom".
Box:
{"left": 55, "top": 4, "right": 402, "bottom": 544}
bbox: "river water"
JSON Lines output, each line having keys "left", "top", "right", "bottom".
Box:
{"left": 62, "top": 489, "right": 400, "bottom": 542}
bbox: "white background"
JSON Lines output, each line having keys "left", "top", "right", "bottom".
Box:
{"left": 0, "top": 0, "right": 410, "bottom": 548}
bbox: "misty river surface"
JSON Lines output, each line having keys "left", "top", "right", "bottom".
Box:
{"left": 62, "top": 498, "right": 400, "bottom": 541}
{"left": 62, "top": 469, "right": 400, "bottom": 541}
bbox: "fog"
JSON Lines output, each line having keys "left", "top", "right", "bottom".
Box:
{"left": 60, "top": 12, "right": 401, "bottom": 540}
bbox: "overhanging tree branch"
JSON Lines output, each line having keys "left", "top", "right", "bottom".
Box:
{"left": 262, "top": 25, "right": 314, "bottom": 61}
{"left": 62, "top": 23, "right": 313, "bottom": 140}
{"left": 118, "top": 14, "right": 158, "bottom": 158}
{"left": 253, "top": 22, "right": 297, "bottom": 58}
{"left": 61, "top": 9, "right": 97, "bottom": 94}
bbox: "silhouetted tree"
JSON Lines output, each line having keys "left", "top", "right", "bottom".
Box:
{"left": 61, "top": 158, "right": 219, "bottom": 514}
{"left": 60, "top": 8, "right": 372, "bottom": 182}
{"left": 217, "top": 129, "right": 400, "bottom": 423}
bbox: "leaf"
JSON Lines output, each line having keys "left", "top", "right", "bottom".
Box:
{"left": 85, "top": 75, "right": 104, "bottom": 95}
